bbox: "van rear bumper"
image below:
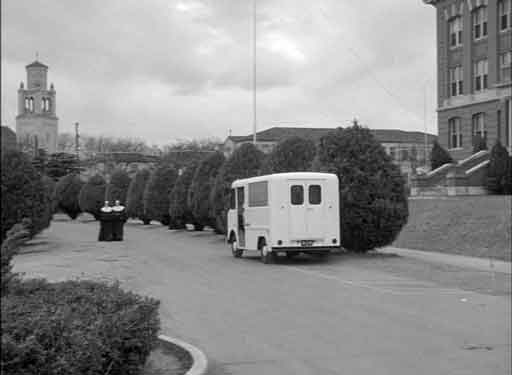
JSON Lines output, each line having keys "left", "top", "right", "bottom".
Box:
{"left": 272, "top": 246, "right": 340, "bottom": 252}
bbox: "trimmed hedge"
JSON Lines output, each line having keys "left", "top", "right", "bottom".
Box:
{"left": 1, "top": 279, "right": 160, "bottom": 375}
{"left": 55, "top": 173, "right": 84, "bottom": 220}
{"left": 79, "top": 174, "right": 107, "bottom": 219}
{"left": 1, "top": 150, "right": 48, "bottom": 242}
{"left": 1, "top": 220, "right": 31, "bottom": 296}
{"left": 143, "top": 165, "right": 178, "bottom": 225}
{"left": 430, "top": 141, "right": 453, "bottom": 170}
{"left": 41, "top": 175, "right": 56, "bottom": 229}
{"left": 317, "top": 125, "right": 409, "bottom": 252}
{"left": 169, "top": 161, "right": 199, "bottom": 229}
{"left": 189, "top": 152, "right": 225, "bottom": 230}
{"left": 106, "top": 169, "right": 131, "bottom": 205}
{"left": 126, "top": 169, "right": 151, "bottom": 224}
{"left": 210, "top": 143, "right": 265, "bottom": 235}
{"left": 266, "top": 136, "right": 316, "bottom": 173}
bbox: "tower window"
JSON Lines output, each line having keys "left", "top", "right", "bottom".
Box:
{"left": 449, "top": 66, "right": 463, "bottom": 96}
{"left": 448, "top": 17, "right": 463, "bottom": 48}
{"left": 473, "top": 60, "right": 488, "bottom": 92}
{"left": 498, "top": 0, "right": 511, "bottom": 31}
{"left": 472, "top": 6, "right": 488, "bottom": 40}
{"left": 29, "top": 97, "right": 34, "bottom": 112}
{"left": 499, "top": 52, "right": 511, "bottom": 82}
{"left": 472, "top": 113, "right": 486, "bottom": 140}
{"left": 448, "top": 117, "right": 463, "bottom": 149}
{"left": 41, "top": 98, "right": 46, "bottom": 111}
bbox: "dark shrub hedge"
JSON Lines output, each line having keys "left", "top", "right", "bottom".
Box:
{"left": 169, "top": 160, "right": 199, "bottom": 229}
{"left": 430, "top": 141, "right": 453, "bottom": 170}
{"left": 126, "top": 169, "right": 151, "bottom": 224}
{"left": 106, "top": 169, "right": 131, "bottom": 204}
{"left": 1, "top": 150, "right": 48, "bottom": 242}
{"left": 266, "top": 136, "right": 316, "bottom": 173}
{"left": 317, "top": 125, "right": 409, "bottom": 252}
{"left": 41, "top": 175, "right": 56, "bottom": 229}
{"left": 1, "top": 220, "right": 31, "bottom": 296}
{"left": 143, "top": 165, "right": 178, "bottom": 225}
{"left": 487, "top": 141, "right": 511, "bottom": 194}
{"left": 210, "top": 143, "right": 265, "bottom": 235}
{"left": 1, "top": 279, "right": 160, "bottom": 375}
{"left": 189, "top": 152, "right": 225, "bottom": 230}
{"left": 79, "top": 174, "right": 107, "bottom": 219}
{"left": 55, "top": 173, "right": 84, "bottom": 220}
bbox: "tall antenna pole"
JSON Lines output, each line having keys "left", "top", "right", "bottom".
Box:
{"left": 252, "top": 0, "right": 257, "bottom": 144}
{"left": 75, "top": 122, "right": 80, "bottom": 159}
{"left": 424, "top": 82, "right": 428, "bottom": 168}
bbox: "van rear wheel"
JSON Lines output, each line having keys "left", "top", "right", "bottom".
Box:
{"left": 231, "top": 241, "right": 243, "bottom": 258}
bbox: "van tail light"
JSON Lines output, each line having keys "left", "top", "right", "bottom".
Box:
{"left": 332, "top": 238, "right": 337, "bottom": 244}
{"left": 277, "top": 240, "right": 283, "bottom": 245}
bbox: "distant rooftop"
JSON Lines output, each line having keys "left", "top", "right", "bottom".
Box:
{"left": 226, "top": 127, "right": 437, "bottom": 145}
{"left": 26, "top": 60, "right": 48, "bottom": 69}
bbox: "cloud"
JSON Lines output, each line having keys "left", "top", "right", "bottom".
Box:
{"left": 1, "top": 0, "right": 438, "bottom": 144}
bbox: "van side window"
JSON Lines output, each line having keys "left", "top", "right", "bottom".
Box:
{"left": 309, "top": 185, "right": 321, "bottom": 205}
{"left": 291, "top": 185, "right": 304, "bottom": 205}
{"left": 248, "top": 181, "right": 268, "bottom": 207}
{"left": 230, "top": 189, "right": 236, "bottom": 209}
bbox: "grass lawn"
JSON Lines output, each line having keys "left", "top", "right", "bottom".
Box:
{"left": 393, "top": 195, "right": 511, "bottom": 262}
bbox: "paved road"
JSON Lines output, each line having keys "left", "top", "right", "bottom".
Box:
{"left": 13, "top": 219, "right": 511, "bottom": 375}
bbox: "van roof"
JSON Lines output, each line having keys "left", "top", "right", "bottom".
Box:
{"left": 232, "top": 172, "right": 337, "bottom": 187}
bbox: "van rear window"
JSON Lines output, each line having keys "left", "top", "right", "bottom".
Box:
{"left": 309, "top": 185, "right": 321, "bottom": 204}
{"left": 249, "top": 181, "right": 268, "bottom": 207}
{"left": 291, "top": 185, "right": 304, "bottom": 205}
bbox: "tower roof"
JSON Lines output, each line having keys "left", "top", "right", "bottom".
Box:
{"left": 26, "top": 60, "right": 48, "bottom": 69}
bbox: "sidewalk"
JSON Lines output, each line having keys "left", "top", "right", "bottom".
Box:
{"left": 381, "top": 246, "right": 512, "bottom": 274}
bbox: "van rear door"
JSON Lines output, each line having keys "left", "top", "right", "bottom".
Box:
{"left": 305, "top": 182, "right": 325, "bottom": 239}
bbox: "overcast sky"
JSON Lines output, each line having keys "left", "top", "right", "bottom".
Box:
{"left": 1, "top": 0, "right": 438, "bottom": 145}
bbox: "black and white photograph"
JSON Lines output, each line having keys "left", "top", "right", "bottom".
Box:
{"left": 1, "top": 1, "right": 511, "bottom": 374}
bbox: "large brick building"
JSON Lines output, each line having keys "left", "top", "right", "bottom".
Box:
{"left": 16, "top": 60, "right": 59, "bottom": 154}
{"left": 424, "top": 0, "right": 511, "bottom": 160}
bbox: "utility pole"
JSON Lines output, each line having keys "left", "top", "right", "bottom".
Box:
{"left": 74, "top": 122, "right": 80, "bottom": 159}
{"left": 252, "top": 0, "right": 257, "bottom": 144}
{"left": 424, "top": 81, "right": 428, "bottom": 168}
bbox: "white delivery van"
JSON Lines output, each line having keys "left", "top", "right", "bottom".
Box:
{"left": 227, "top": 172, "right": 340, "bottom": 264}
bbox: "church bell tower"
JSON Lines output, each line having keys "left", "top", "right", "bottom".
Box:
{"left": 16, "top": 59, "right": 58, "bottom": 154}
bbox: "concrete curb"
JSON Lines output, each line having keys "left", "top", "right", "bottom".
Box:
{"left": 381, "top": 246, "right": 511, "bottom": 274}
{"left": 158, "top": 334, "right": 208, "bottom": 375}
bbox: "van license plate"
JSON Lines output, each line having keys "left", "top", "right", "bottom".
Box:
{"left": 301, "top": 240, "right": 314, "bottom": 247}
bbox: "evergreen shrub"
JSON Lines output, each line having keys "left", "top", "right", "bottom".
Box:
{"left": 266, "top": 136, "right": 316, "bottom": 173}
{"left": 210, "top": 144, "right": 264, "bottom": 235}
{"left": 169, "top": 161, "right": 199, "bottom": 229}
{"left": 430, "top": 141, "right": 453, "bottom": 170}
{"left": 126, "top": 169, "right": 151, "bottom": 224}
{"left": 79, "top": 174, "right": 107, "bottom": 219}
{"left": 486, "top": 141, "right": 511, "bottom": 194}
{"left": 188, "top": 152, "right": 225, "bottom": 230}
{"left": 143, "top": 165, "right": 178, "bottom": 225}
{"left": 106, "top": 169, "right": 131, "bottom": 204}
{"left": 55, "top": 173, "right": 84, "bottom": 220}
{"left": 317, "top": 125, "right": 409, "bottom": 252}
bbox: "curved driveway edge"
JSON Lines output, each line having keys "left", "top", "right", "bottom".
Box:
{"left": 158, "top": 334, "right": 208, "bottom": 375}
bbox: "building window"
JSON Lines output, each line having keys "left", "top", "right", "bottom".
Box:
{"left": 449, "top": 66, "right": 464, "bottom": 96}
{"left": 499, "top": 52, "right": 511, "bottom": 82}
{"left": 448, "top": 117, "right": 463, "bottom": 149}
{"left": 498, "top": 0, "right": 511, "bottom": 31}
{"left": 472, "top": 6, "right": 488, "bottom": 40}
{"left": 472, "top": 113, "right": 487, "bottom": 139}
{"left": 388, "top": 147, "right": 396, "bottom": 161}
{"left": 449, "top": 17, "right": 463, "bottom": 47}
{"left": 473, "top": 60, "right": 488, "bottom": 92}
{"left": 506, "top": 99, "right": 511, "bottom": 148}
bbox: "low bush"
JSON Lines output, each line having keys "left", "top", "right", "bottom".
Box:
{"left": 106, "top": 169, "right": 131, "bottom": 204}
{"left": 1, "top": 150, "right": 48, "bottom": 242}
{"left": 79, "top": 174, "right": 107, "bottom": 219}
{"left": 1, "top": 279, "right": 160, "bottom": 375}
{"left": 430, "top": 141, "right": 453, "bottom": 170}
{"left": 126, "top": 169, "right": 151, "bottom": 224}
{"left": 1, "top": 220, "right": 31, "bottom": 296}
{"left": 54, "top": 173, "right": 84, "bottom": 220}
{"left": 143, "top": 165, "right": 178, "bottom": 225}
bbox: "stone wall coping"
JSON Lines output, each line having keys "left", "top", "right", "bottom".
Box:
{"left": 465, "top": 159, "right": 491, "bottom": 175}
